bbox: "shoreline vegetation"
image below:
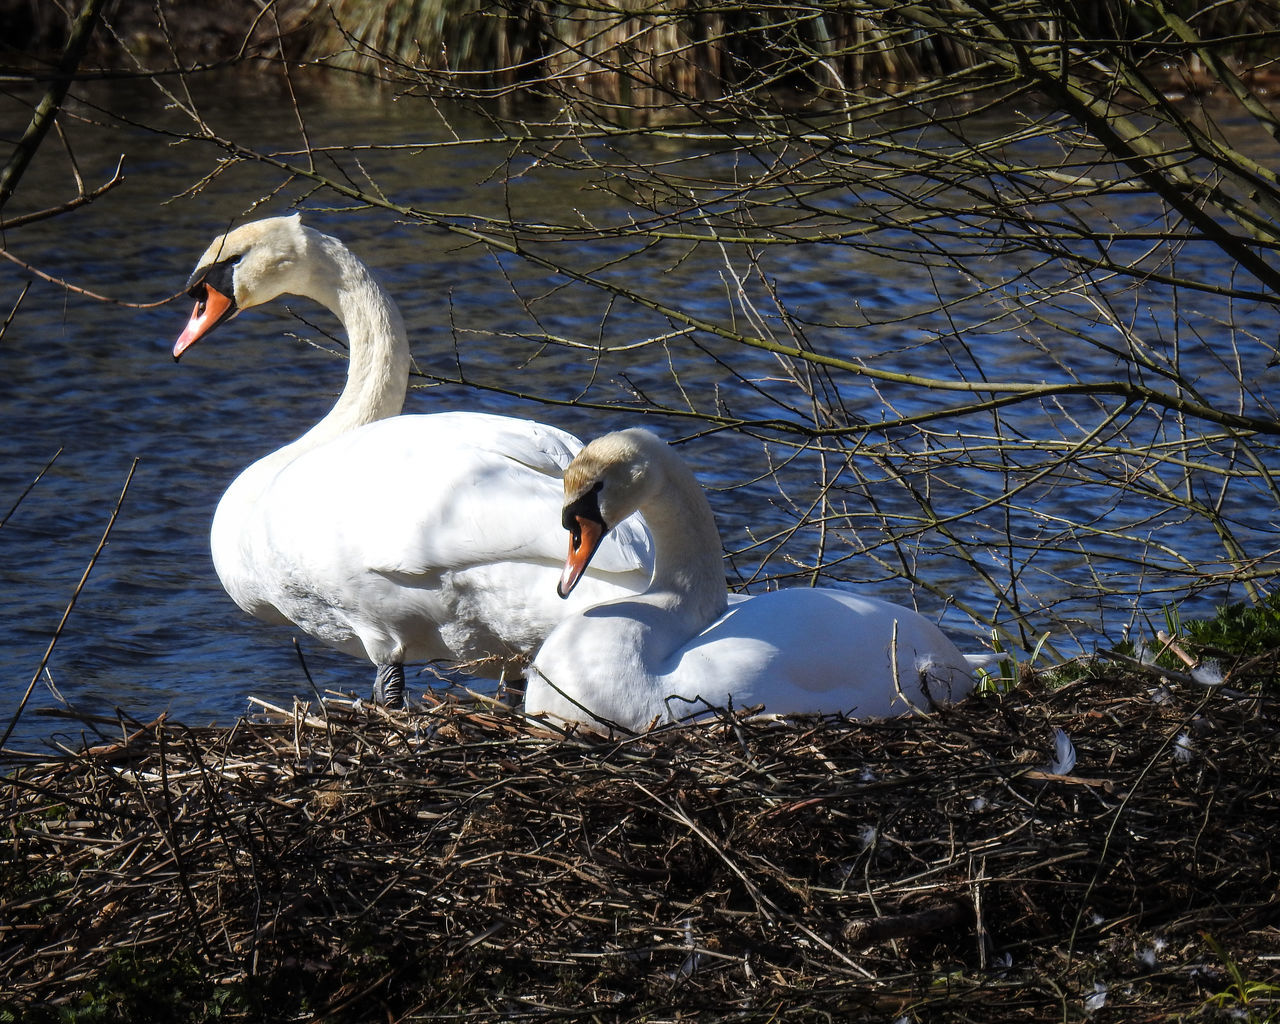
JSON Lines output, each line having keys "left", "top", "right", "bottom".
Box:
{"left": 5, "top": 0, "right": 1280, "bottom": 103}
{"left": 4, "top": 1, "right": 1280, "bottom": 1021}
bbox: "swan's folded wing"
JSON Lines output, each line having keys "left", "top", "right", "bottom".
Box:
{"left": 261, "top": 412, "right": 651, "bottom": 581}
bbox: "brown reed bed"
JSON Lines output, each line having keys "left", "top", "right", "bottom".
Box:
{"left": 11, "top": 0, "right": 1280, "bottom": 104}
{"left": 3, "top": 657, "right": 1279, "bottom": 1022}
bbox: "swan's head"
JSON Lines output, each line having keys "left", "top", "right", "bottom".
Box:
{"left": 173, "top": 214, "right": 315, "bottom": 359}
{"left": 558, "top": 428, "right": 666, "bottom": 597}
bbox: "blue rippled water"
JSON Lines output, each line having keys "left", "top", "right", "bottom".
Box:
{"left": 2, "top": 72, "right": 1276, "bottom": 749}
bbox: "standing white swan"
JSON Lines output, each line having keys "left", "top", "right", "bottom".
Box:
{"left": 172, "top": 214, "right": 652, "bottom": 708}
{"left": 526, "top": 429, "right": 978, "bottom": 732}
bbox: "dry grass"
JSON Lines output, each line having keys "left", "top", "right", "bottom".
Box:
{"left": 3, "top": 656, "right": 1279, "bottom": 1021}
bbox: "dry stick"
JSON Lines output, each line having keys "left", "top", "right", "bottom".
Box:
{"left": 972, "top": 854, "right": 988, "bottom": 970}
{"left": 0, "top": 0, "right": 106, "bottom": 210}
{"left": 1, "top": 446, "right": 61, "bottom": 529}
{"left": 0, "top": 159, "right": 125, "bottom": 231}
{"left": 522, "top": 668, "right": 637, "bottom": 737}
{"left": 83, "top": 714, "right": 166, "bottom": 760}
{"left": 0, "top": 244, "right": 177, "bottom": 308}
{"left": 0, "top": 459, "right": 138, "bottom": 752}
{"left": 842, "top": 901, "right": 972, "bottom": 944}
{"left": 0, "top": 280, "right": 30, "bottom": 343}
{"left": 291, "top": 637, "right": 337, "bottom": 766}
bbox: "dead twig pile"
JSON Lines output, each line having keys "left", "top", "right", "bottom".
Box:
{"left": 3, "top": 663, "right": 1279, "bottom": 1022}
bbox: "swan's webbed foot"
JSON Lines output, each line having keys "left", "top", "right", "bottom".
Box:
{"left": 373, "top": 663, "right": 406, "bottom": 709}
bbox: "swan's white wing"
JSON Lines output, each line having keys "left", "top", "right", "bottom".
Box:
{"left": 258, "top": 411, "right": 650, "bottom": 580}
{"left": 673, "top": 589, "right": 975, "bottom": 717}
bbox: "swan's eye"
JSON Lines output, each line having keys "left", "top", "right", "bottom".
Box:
{"left": 562, "top": 508, "right": 583, "bottom": 546}
{"left": 562, "top": 483, "right": 606, "bottom": 542}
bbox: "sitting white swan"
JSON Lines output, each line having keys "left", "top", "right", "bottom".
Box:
{"left": 172, "top": 214, "right": 652, "bottom": 708}
{"left": 526, "top": 428, "right": 978, "bottom": 731}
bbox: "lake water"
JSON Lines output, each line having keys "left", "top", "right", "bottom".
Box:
{"left": 2, "top": 71, "right": 1277, "bottom": 750}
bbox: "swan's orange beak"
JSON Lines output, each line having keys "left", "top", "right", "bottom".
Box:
{"left": 558, "top": 515, "right": 605, "bottom": 598}
{"left": 173, "top": 283, "right": 236, "bottom": 360}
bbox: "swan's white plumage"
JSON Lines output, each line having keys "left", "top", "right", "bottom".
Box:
{"left": 526, "top": 428, "right": 977, "bottom": 731}
{"left": 211, "top": 412, "right": 652, "bottom": 669}
{"left": 176, "top": 215, "right": 652, "bottom": 700}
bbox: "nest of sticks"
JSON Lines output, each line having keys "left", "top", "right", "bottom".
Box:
{"left": 3, "top": 655, "right": 1279, "bottom": 1022}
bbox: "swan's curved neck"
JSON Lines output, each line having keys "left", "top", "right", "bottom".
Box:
{"left": 213, "top": 228, "right": 413, "bottom": 593}
{"left": 291, "top": 233, "right": 410, "bottom": 452}
{"left": 634, "top": 451, "right": 728, "bottom": 627}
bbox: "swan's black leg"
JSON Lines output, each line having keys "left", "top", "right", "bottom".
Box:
{"left": 373, "top": 663, "right": 406, "bottom": 709}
